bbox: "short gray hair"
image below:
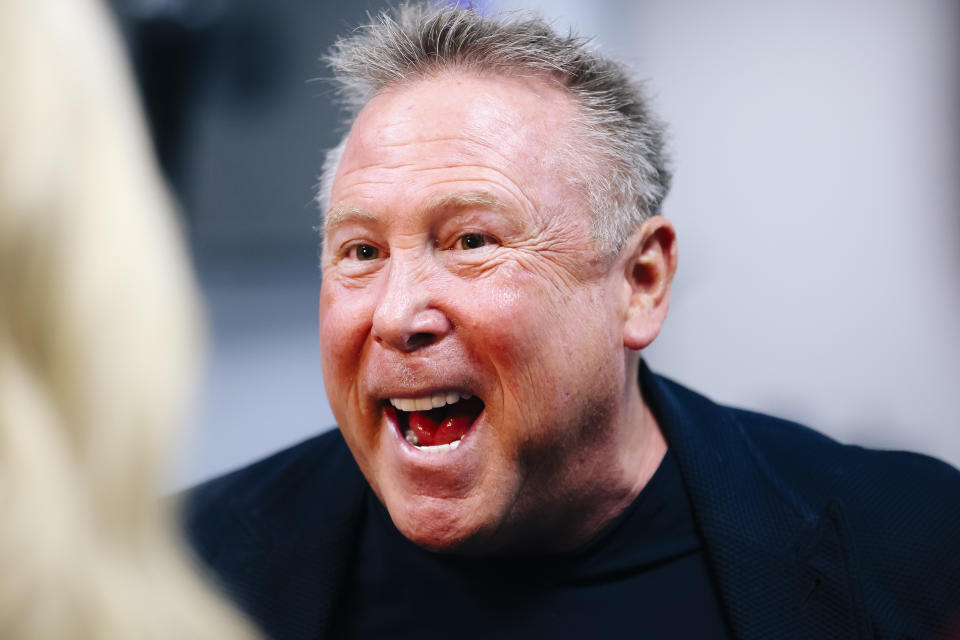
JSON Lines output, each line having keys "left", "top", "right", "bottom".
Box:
{"left": 318, "top": 2, "right": 671, "bottom": 253}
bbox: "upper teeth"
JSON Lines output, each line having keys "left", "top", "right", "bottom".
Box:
{"left": 389, "top": 392, "right": 471, "bottom": 412}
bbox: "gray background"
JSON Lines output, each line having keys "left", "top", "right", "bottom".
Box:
{"left": 112, "top": 0, "right": 959, "bottom": 487}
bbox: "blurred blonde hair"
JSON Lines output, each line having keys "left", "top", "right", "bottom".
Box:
{"left": 0, "top": 0, "right": 259, "bottom": 637}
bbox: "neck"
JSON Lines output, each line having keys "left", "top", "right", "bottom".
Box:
{"left": 564, "top": 366, "right": 667, "bottom": 549}
{"left": 489, "top": 361, "right": 667, "bottom": 555}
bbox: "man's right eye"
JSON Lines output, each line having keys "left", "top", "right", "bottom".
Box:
{"left": 351, "top": 244, "right": 379, "bottom": 260}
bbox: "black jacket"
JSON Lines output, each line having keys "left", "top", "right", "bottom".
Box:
{"left": 184, "top": 365, "right": 960, "bottom": 639}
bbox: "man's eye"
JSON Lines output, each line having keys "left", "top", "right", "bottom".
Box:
{"left": 458, "top": 233, "right": 489, "bottom": 250}
{"left": 351, "top": 244, "right": 379, "bottom": 260}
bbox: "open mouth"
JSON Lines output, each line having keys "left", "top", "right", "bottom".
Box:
{"left": 385, "top": 392, "right": 484, "bottom": 453}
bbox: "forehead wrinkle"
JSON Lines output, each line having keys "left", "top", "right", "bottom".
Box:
{"left": 416, "top": 169, "right": 541, "bottom": 216}
{"left": 333, "top": 159, "right": 417, "bottom": 186}
{"left": 370, "top": 133, "right": 482, "bottom": 149}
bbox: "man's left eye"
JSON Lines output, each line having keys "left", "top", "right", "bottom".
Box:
{"left": 457, "top": 233, "right": 490, "bottom": 250}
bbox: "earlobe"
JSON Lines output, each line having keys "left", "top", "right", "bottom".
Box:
{"left": 621, "top": 216, "right": 678, "bottom": 351}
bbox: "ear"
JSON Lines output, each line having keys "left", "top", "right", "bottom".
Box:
{"left": 619, "top": 216, "right": 678, "bottom": 351}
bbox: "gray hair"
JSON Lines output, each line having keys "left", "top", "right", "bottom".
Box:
{"left": 318, "top": 2, "right": 671, "bottom": 253}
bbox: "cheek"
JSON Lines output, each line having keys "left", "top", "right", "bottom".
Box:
{"left": 461, "top": 273, "right": 585, "bottom": 403}
{"left": 319, "top": 283, "right": 382, "bottom": 465}
{"left": 459, "top": 273, "right": 542, "bottom": 360}
{"left": 466, "top": 270, "right": 612, "bottom": 363}
{"left": 471, "top": 275, "right": 620, "bottom": 415}
{"left": 318, "top": 283, "right": 372, "bottom": 391}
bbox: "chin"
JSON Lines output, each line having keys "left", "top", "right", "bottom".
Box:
{"left": 386, "top": 493, "right": 495, "bottom": 554}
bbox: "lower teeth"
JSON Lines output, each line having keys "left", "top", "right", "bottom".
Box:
{"left": 404, "top": 429, "right": 461, "bottom": 452}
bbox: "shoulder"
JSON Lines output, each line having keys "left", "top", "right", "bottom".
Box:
{"left": 181, "top": 429, "right": 361, "bottom": 559}
{"left": 723, "top": 405, "right": 960, "bottom": 632}
{"left": 183, "top": 428, "right": 352, "bottom": 517}
{"left": 178, "top": 430, "right": 368, "bottom": 638}
{"left": 654, "top": 370, "right": 960, "bottom": 512}
{"left": 649, "top": 369, "right": 960, "bottom": 633}
{"left": 727, "top": 404, "right": 960, "bottom": 518}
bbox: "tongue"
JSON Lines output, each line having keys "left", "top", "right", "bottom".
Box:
{"left": 408, "top": 400, "right": 478, "bottom": 446}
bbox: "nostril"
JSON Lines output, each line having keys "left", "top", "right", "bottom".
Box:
{"left": 372, "top": 303, "right": 452, "bottom": 352}
{"left": 406, "top": 332, "right": 436, "bottom": 349}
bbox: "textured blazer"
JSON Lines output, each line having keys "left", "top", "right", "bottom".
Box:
{"left": 184, "top": 363, "right": 960, "bottom": 639}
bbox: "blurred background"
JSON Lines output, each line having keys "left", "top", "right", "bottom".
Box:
{"left": 104, "top": 0, "right": 960, "bottom": 487}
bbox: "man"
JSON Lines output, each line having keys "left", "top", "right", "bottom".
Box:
{"left": 185, "top": 5, "right": 960, "bottom": 639}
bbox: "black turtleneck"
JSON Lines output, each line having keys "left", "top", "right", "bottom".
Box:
{"left": 331, "top": 448, "right": 733, "bottom": 639}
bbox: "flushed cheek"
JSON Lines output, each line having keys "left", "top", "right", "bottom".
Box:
{"left": 319, "top": 286, "right": 379, "bottom": 445}
{"left": 466, "top": 273, "right": 594, "bottom": 367}
{"left": 460, "top": 268, "right": 550, "bottom": 341}
{"left": 475, "top": 286, "right": 616, "bottom": 434}
{"left": 319, "top": 286, "right": 372, "bottom": 369}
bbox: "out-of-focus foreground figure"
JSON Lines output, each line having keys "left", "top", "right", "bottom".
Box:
{"left": 0, "top": 1, "right": 259, "bottom": 638}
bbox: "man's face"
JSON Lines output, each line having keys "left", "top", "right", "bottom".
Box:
{"left": 320, "top": 73, "right": 636, "bottom": 553}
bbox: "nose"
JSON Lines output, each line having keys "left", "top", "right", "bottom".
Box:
{"left": 371, "top": 259, "right": 453, "bottom": 352}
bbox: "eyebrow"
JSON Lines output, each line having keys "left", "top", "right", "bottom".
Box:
{"left": 324, "top": 191, "right": 515, "bottom": 236}
{"left": 423, "top": 191, "right": 512, "bottom": 215}
{"left": 324, "top": 205, "right": 379, "bottom": 234}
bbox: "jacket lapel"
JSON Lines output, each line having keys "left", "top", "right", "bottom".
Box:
{"left": 643, "top": 365, "right": 871, "bottom": 639}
